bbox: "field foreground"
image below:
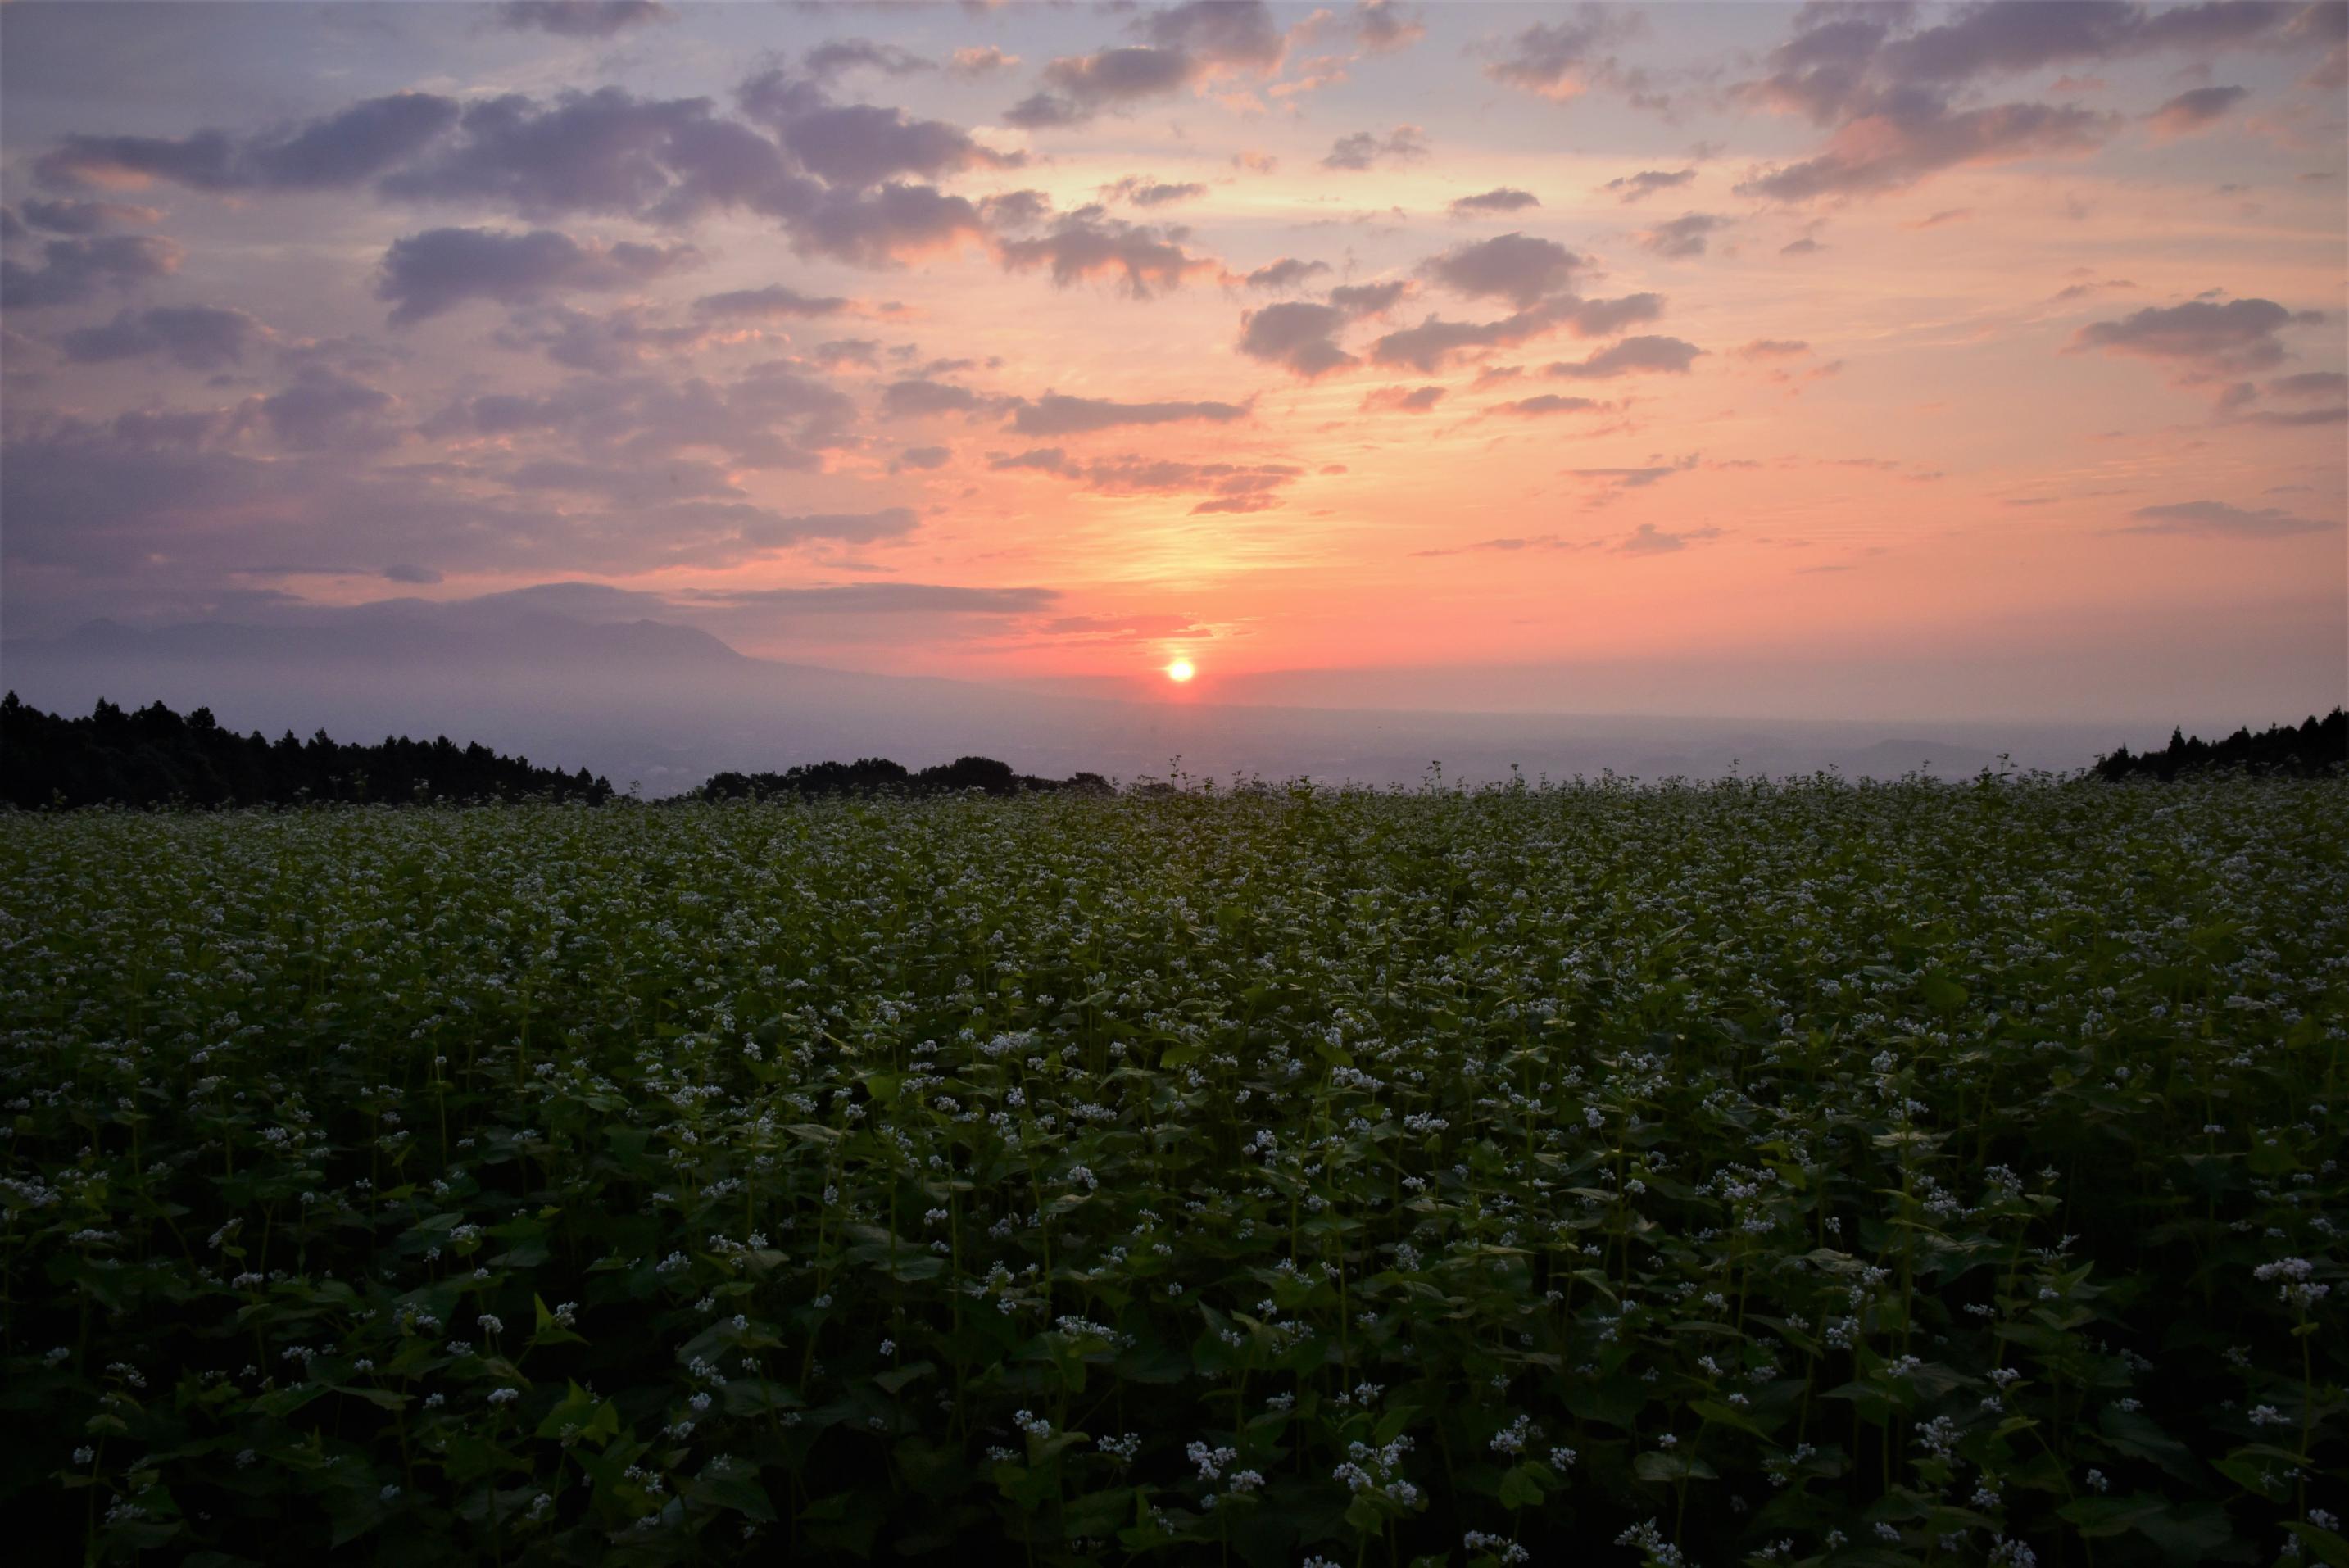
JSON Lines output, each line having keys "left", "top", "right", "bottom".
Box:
{"left": 2, "top": 777, "right": 2343, "bottom": 1567}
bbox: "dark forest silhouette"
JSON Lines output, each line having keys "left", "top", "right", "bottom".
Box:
{"left": 697, "top": 758, "right": 1113, "bottom": 800}
{"left": 0, "top": 694, "right": 1109, "bottom": 807}
{"left": 2, "top": 692, "right": 613, "bottom": 807}
{"left": 2093, "top": 709, "right": 2346, "bottom": 781}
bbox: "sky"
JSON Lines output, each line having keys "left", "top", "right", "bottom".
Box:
{"left": 2, "top": 0, "right": 2344, "bottom": 729}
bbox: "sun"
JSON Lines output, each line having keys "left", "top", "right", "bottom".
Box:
{"left": 1164, "top": 658, "right": 1195, "bottom": 683}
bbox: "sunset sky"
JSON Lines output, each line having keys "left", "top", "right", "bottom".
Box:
{"left": 3, "top": 0, "right": 2343, "bottom": 723}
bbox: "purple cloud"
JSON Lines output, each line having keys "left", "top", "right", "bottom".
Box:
{"left": 1371, "top": 292, "right": 1664, "bottom": 372}
{"left": 1422, "top": 233, "right": 1584, "bottom": 308}
{"left": 1603, "top": 168, "right": 1694, "bottom": 202}
{"left": 58, "top": 305, "right": 266, "bottom": 371}
{"left": 1245, "top": 257, "right": 1333, "bottom": 291}
{"left": 2070, "top": 297, "right": 2324, "bottom": 377}
{"left": 2124, "top": 500, "right": 2334, "bottom": 537}
{"left": 1639, "top": 213, "right": 1730, "bottom": 258}
{"left": 495, "top": 2, "right": 671, "bottom": 39}
{"left": 1237, "top": 302, "right": 1359, "bottom": 378}
{"left": 1544, "top": 335, "right": 1706, "bottom": 378}
{"left": 376, "top": 227, "right": 699, "bottom": 326}
{"left": 692, "top": 283, "right": 853, "bottom": 319}
{"left": 2147, "top": 84, "right": 2249, "bottom": 138}
{"left": 996, "top": 210, "right": 1226, "bottom": 298}
{"left": 40, "top": 93, "right": 461, "bottom": 193}
{"left": 1449, "top": 188, "right": 1541, "bottom": 217}
{"left": 1322, "top": 125, "right": 1431, "bottom": 170}
{"left": 1007, "top": 394, "right": 1248, "bottom": 437}
{"left": 1, "top": 234, "right": 183, "bottom": 308}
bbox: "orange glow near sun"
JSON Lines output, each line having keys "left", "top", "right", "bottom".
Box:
{"left": 1165, "top": 659, "right": 1195, "bottom": 683}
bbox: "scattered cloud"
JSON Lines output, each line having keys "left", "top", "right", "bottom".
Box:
{"left": 1449, "top": 188, "right": 1541, "bottom": 217}
{"left": 1737, "top": 98, "right": 2115, "bottom": 202}
{"left": 1108, "top": 176, "right": 1209, "bottom": 207}
{"left": 1422, "top": 232, "right": 1582, "bottom": 308}
{"left": 1006, "top": 0, "right": 1286, "bottom": 129}
{"left": 1639, "top": 212, "right": 1730, "bottom": 258}
{"left": 2268, "top": 371, "right": 2348, "bottom": 401}
{"left": 687, "top": 582, "right": 1057, "bottom": 614}
{"left": 262, "top": 366, "right": 401, "bottom": 453}
{"left": 1237, "top": 302, "right": 1358, "bottom": 378}
{"left": 1245, "top": 256, "right": 1333, "bottom": 291}
{"left": 1728, "top": 2, "right": 2312, "bottom": 203}
{"left": 17, "top": 197, "right": 163, "bottom": 234}
{"left": 1617, "top": 521, "right": 1721, "bottom": 554}
{"left": 1411, "top": 532, "right": 1584, "bottom": 557}
{"left": 1360, "top": 384, "right": 1445, "bottom": 413}
{"left": 39, "top": 92, "right": 463, "bottom": 193}
{"left": 2123, "top": 500, "right": 2334, "bottom": 537}
{"left": 1006, "top": 394, "right": 1249, "bottom": 437}
{"left": 1603, "top": 168, "right": 1694, "bottom": 202}
{"left": 1485, "top": 10, "right": 1642, "bottom": 102}
{"left": 0, "top": 233, "right": 183, "bottom": 308}
{"left": 1570, "top": 452, "right": 1701, "bottom": 496}
{"left": 880, "top": 378, "right": 998, "bottom": 419}
{"left": 1371, "top": 292, "right": 1663, "bottom": 373}
{"left": 773, "top": 102, "right": 1020, "bottom": 190}
{"left": 1543, "top": 334, "right": 1704, "bottom": 378}
{"left": 42, "top": 77, "right": 997, "bottom": 273}
{"left": 990, "top": 446, "right": 1304, "bottom": 514}
{"left": 1485, "top": 393, "right": 1603, "bottom": 417}
{"left": 946, "top": 46, "right": 1020, "bottom": 79}
{"left": 692, "top": 283, "right": 852, "bottom": 319}
{"left": 996, "top": 210, "right": 1227, "bottom": 298}
{"left": 891, "top": 444, "right": 952, "bottom": 472}
{"left": 1298, "top": 1, "right": 1426, "bottom": 57}
{"left": 495, "top": 2, "right": 670, "bottom": 39}
{"left": 1328, "top": 279, "right": 1413, "bottom": 316}
{"left": 57, "top": 305, "right": 267, "bottom": 371}
{"left": 2148, "top": 84, "right": 2249, "bottom": 138}
{"left": 804, "top": 39, "right": 935, "bottom": 81}
{"left": 2069, "top": 296, "right": 2325, "bottom": 379}
{"left": 1322, "top": 125, "right": 1431, "bottom": 171}
{"left": 375, "top": 227, "right": 698, "bottom": 326}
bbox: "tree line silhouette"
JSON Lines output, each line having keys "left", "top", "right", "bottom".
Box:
{"left": 2, "top": 693, "right": 613, "bottom": 807}
{"left": 0, "top": 694, "right": 1113, "bottom": 808}
{"left": 9, "top": 692, "right": 2339, "bottom": 808}
{"left": 2093, "top": 709, "right": 2346, "bottom": 781}
{"left": 697, "top": 757, "right": 1114, "bottom": 800}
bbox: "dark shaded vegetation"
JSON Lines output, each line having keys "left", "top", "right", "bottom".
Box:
{"left": 1, "top": 692, "right": 613, "bottom": 807}
{"left": 2095, "top": 709, "right": 2346, "bottom": 782}
{"left": 698, "top": 757, "right": 1114, "bottom": 800}
{"left": 3, "top": 780, "right": 2343, "bottom": 1566}
{"left": 1, "top": 693, "right": 1111, "bottom": 809}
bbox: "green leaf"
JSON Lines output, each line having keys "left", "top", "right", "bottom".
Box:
{"left": 1497, "top": 1463, "right": 1544, "bottom": 1510}
{"left": 1919, "top": 973, "right": 1969, "bottom": 1011}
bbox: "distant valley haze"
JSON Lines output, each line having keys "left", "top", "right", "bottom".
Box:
{"left": 0, "top": 588, "right": 2317, "bottom": 793}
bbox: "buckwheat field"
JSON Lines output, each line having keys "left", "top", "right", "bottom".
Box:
{"left": 4, "top": 775, "right": 2342, "bottom": 1567}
